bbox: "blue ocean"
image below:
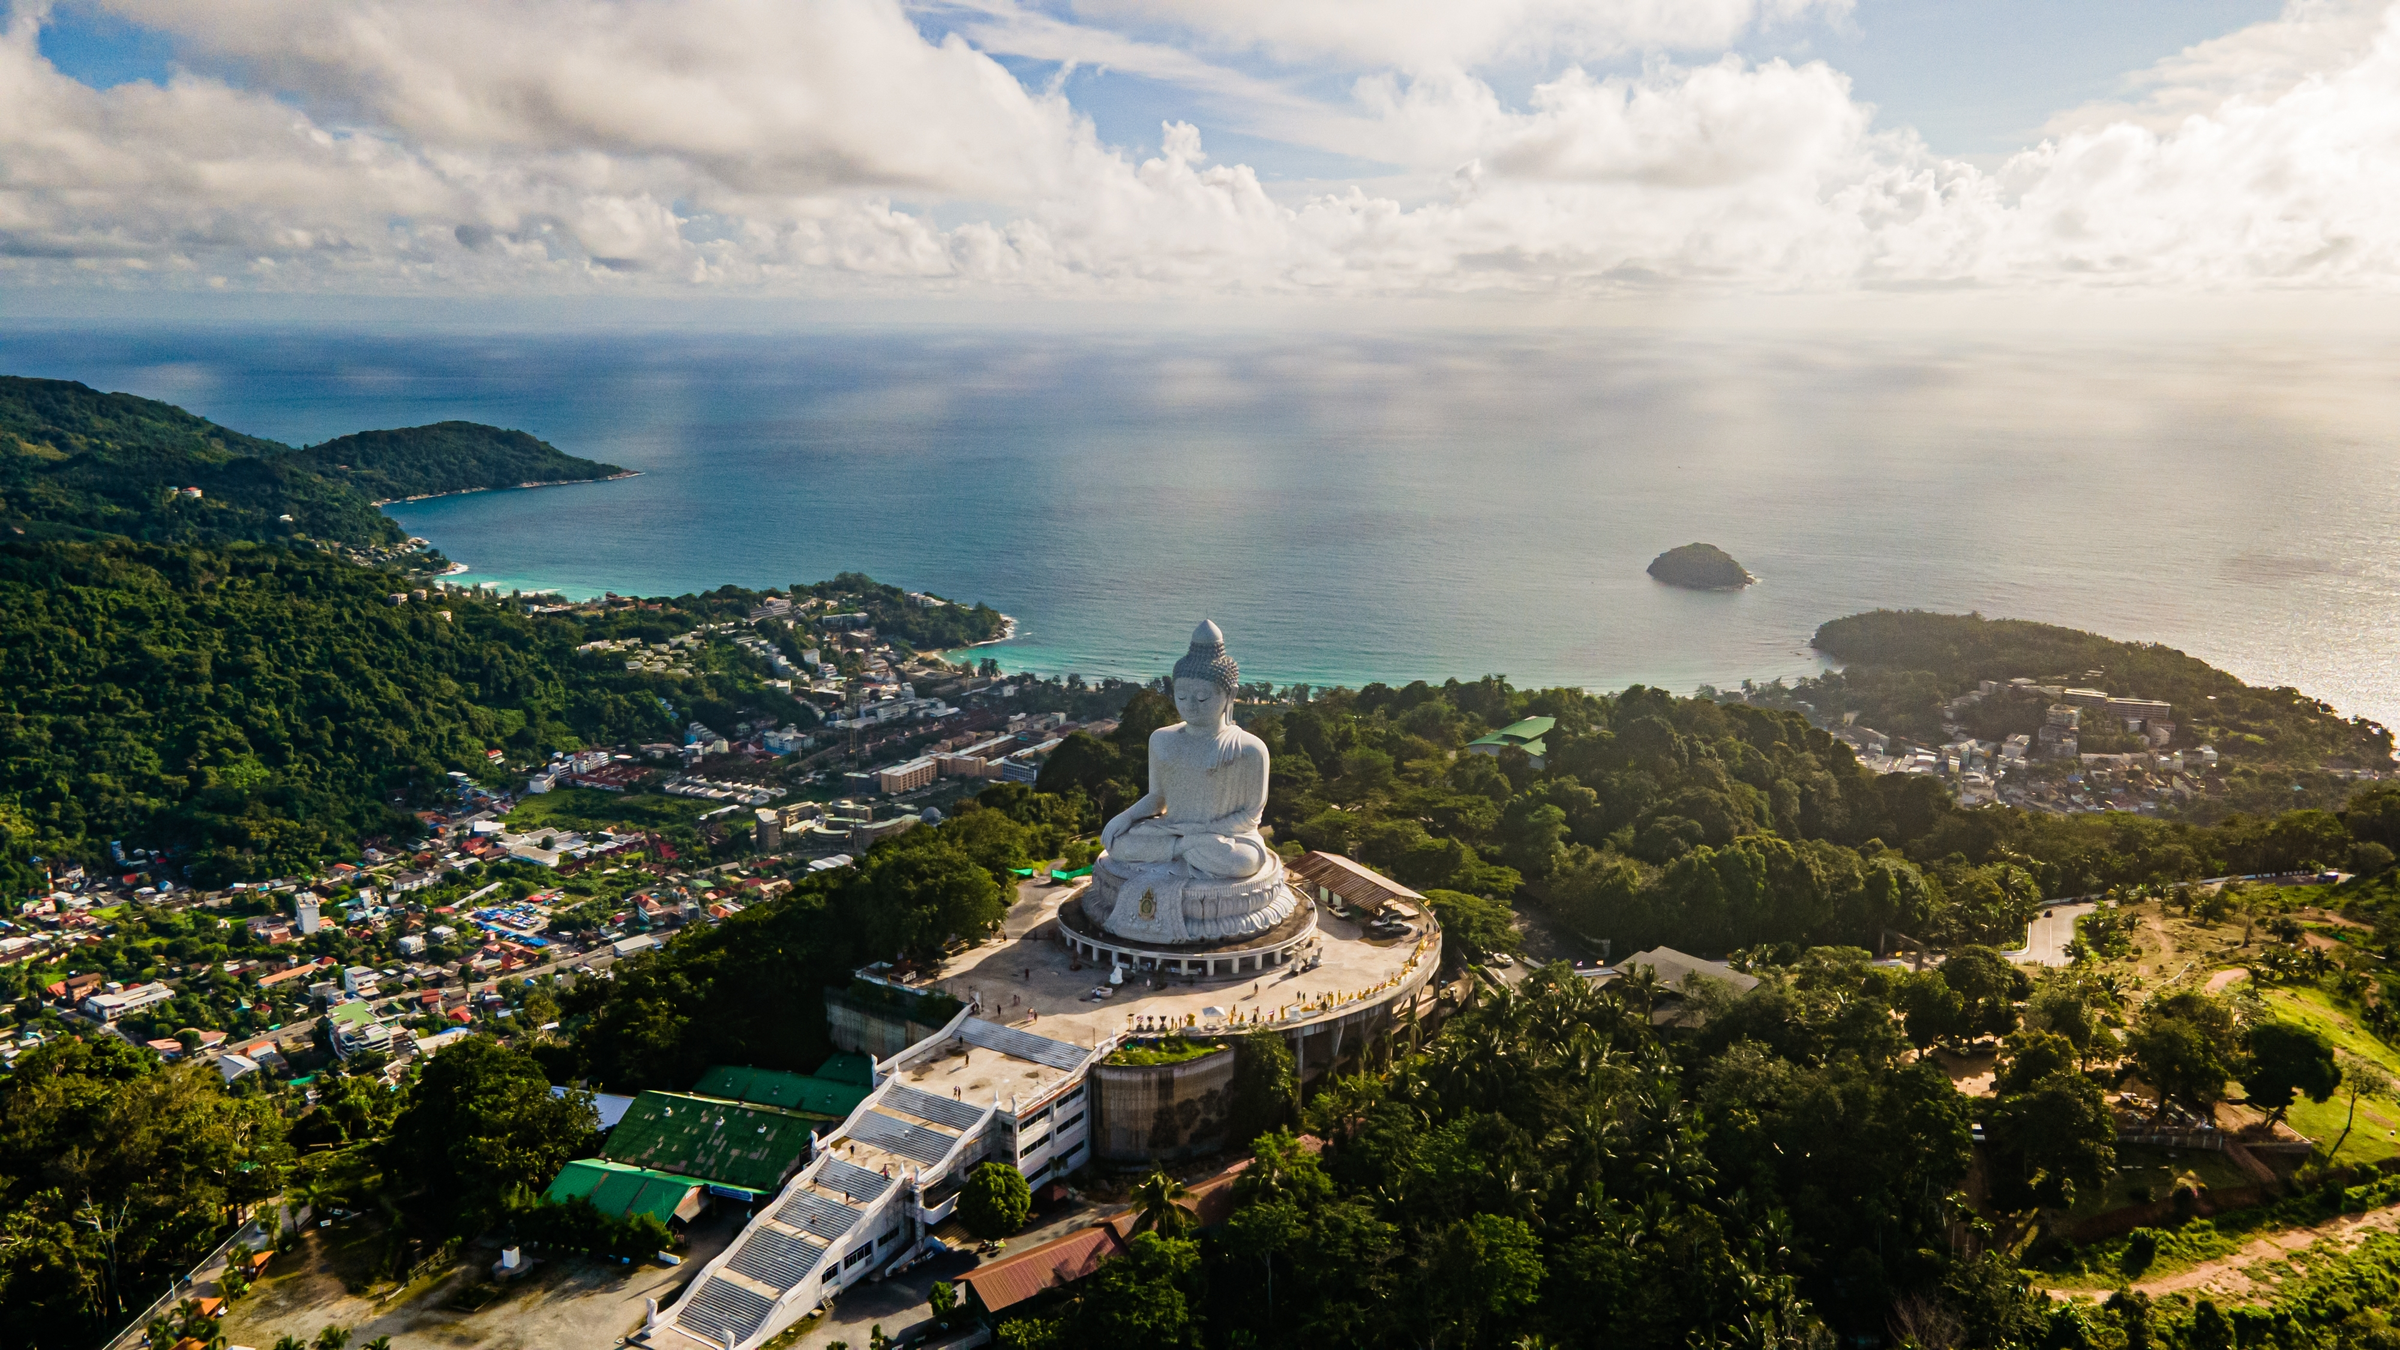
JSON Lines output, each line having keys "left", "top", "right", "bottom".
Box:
{"left": 8, "top": 321, "right": 2399, "bottom": 729}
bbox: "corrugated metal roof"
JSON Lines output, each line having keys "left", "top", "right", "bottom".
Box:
{"left": 546, "top": 1157, "right": 615, "bottom": 1202}
{"left": 546, "top": 1158, "right": 702, "bottom": 1224}
{"left": 1612, "top": 946, "right": 1761, "bottom": 994}
{"left": 1288, "top": 851, "right": 1424, "bottom": 915}
{"left": 1467, "top": 716, "right": 1555, "bottom": 748}
{"left": 813, "top": 1053, "right": 877, "bottom": 1087}
{"left": 956, "top": 1158, "right": 1251, "bottom": 1315}
{"left": 957, "top": 1223, "right": 1127, "bottom": 1314}
{"left": 690, "top": 1064, "right": 867, "bottom": 1118}
{"left": 958, "top": 1018, "right": 1091, "bottom": 1071}
{"left": 601, "top": 1091, "right": 817, "bottom": 1192}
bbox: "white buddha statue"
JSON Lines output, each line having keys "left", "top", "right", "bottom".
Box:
{"left": 1089, "top": 621, "right": 1296, "bottom": 944}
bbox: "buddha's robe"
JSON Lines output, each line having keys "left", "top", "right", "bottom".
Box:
{"left": 1104, "top": 721, "right": 1272, "bottom": 880}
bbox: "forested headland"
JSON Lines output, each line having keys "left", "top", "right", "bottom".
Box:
{"left": 1806, "top": 610, "right": 2393, "bottom": 773}
{"left": 287, "top": 421, "right": 626, "bottom": 503}
{"left": 1, "top": 376, "right": 621, "bottom": 548}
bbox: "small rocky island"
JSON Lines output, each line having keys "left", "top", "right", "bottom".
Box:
{"left": 1647, "top": 542, "right": 1756, "bottom": 590}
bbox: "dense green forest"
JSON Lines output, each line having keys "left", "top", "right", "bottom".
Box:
{"left": 2, "top": 377, "right": 405, "bottom": 547}
{"left": 1, "top": 377, "right": 620, "bottom": 548}
{"left": 288, "top": 422, "right": 625, "bottom": 503}
{"left": 0, "top": 541, "right": 850, "bottom": 886}
{"left": 0, "top": 1036, "right": 293, "bottom": 1344}
{"left": 1803, "top": 610, "right": 2394, "bottom": 771}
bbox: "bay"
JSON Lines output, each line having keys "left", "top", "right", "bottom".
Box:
{"left": 7, "top": 322, "right": 2398, "bottom": 730}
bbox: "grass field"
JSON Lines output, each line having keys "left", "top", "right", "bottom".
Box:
{"left": 2261, "top": 987, "right": 2400, "bottom": 1166}
{"left": 503, "top": 788, "right": 714, "bottom": 834}
{"left": 2079, "top": 898, "right": 2265, "bottom": 990}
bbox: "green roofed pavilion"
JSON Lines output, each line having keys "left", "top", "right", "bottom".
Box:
{"left": 601, "top": 1091, "right": 819, "bottom": 1193}
{"left": 545, "top": 1158, "right": 711, "bottom": 1226}
{"left": 690, "top": 1063, "right": 871, "bottom": 1118}
{"left": 1465, "top": 716, "right": 1556, "bottom": 769}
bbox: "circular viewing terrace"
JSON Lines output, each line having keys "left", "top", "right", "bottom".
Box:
{"left": 894, "top": 878, "right": 1441, "bottom": 1050}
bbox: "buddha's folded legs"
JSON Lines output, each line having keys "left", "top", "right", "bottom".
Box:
{"left": 1106, "top": 820, "right": 1180, "bottom": 863}
{"left": 1175, "top": 832, "right": 1270, "bottom": 880}
{"left": 1106, "top": 821, "right": 1270, "bottom": 879}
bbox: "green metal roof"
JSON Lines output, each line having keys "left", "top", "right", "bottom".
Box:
{"left": 546, "top": 1157, "right": 615, "bottom": 1203}
{"left": 546, "top": 1158, "right": 704, "bottom": 1225}
{"left": 1467, "top": 717, "right": 1556, "bottom": 756}
{"left": 690, "top": 1064, "right": 868, "bottom": 1118}
{"left": 600, "top": 1091, "right": 818, "bottom": 1192}
{"left": 813, "top": 1053, "right": 877, "bottom": 1088}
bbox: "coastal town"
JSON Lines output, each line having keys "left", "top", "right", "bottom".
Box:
{"left": 0, "top": 584, "right": 1115, "bottom": 1086}
{"left": 1726, "top": 674, "right": 2388, "bottom": 818}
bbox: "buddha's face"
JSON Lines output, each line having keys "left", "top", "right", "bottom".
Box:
{"left": 1173, "top": 677, "right": 1231, "bottom": 730}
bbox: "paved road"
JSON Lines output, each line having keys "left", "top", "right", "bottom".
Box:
{"left": 2007, "top": 902, "right": 2098, "bottom": 967}
{"left": 1486, "top": 901, "right": 1598, "bottom": 988}
{"left": 791, "top": 1251, "right": 981, "bottom": 1350}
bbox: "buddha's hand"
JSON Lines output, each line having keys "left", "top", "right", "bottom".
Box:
{"left": 1101, "top": 791, "right": 1166, "bottom": 852}
{"left": 1099, "top": 805, "right": 1143, "bottom": 850}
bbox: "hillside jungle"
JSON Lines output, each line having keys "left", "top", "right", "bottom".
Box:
{"left": 16, "top": 660, "right": 2400, "bottom": 1348}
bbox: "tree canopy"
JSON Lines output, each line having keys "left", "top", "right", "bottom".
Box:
{"left": 0, "top": 1035, "right": 289, "bottom": 1346}
{"left": 384, "top": 1036, "right": 595, "bottom": 1237}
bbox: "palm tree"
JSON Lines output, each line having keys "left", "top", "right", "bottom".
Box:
{"left": 271, "top": 1337, "right": 308, "bottom": 1350}
{"left": 1130, "top": 1170, "right": 1193, "bottom": 1236}
{"left": 1618, "top": 963, "right": 1667, "bottom": 1018}
{"left": 1301, "top": 1072, "right": 1383, "bottom": 1145}
{"left": 363, "top": 1338, "right": 394, "bottom": 1350}
{"left": 2328, "top": 1052, "right": 2394, "bottom": 1161}
{"left": 153, "top": 1300, "right": 225, "bottom": 1350}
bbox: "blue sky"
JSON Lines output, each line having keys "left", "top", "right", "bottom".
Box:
{"left": 1735, "top": 0, "right": 2281, "bottom": 155}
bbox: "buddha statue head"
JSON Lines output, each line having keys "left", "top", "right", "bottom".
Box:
{"left": 1170, "top": 619, "right": 1239, "bottom": 731}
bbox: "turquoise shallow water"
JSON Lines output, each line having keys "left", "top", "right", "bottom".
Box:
{"left": 8, "top": 322, "right": 2400, "bottom": 728}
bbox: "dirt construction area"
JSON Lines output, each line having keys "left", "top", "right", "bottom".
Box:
{"left": 224, "top": 1211, "right": 743, "bottom": 1350}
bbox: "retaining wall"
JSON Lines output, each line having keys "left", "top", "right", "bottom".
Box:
{"left": 825, "top": 992, "right": 950, "bottom": 1060}
{"left": 1091, "top": 1048, "right": 1237, "bottom": 1164}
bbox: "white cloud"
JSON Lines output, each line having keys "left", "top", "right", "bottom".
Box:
{"left": 1058, "top": 0, "right": 1850, "bottom": 73}
{"left": 2041, "top": 0, "right": 2393, "bottom": 138}
{"left": 3, "top": 0, "right": 2399, "bottom": 298}
{"left": 99, "top": 0, "right": 1094, "bottom": 197}
{"left": 1989, "top": 9, "right": 2400, "bottom": 286}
